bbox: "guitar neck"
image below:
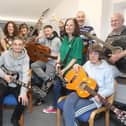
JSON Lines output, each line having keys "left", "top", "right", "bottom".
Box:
{"left": 83, "top": 83, "right": 121, "bottom": 115}
{"left": 82, "top": 32, "right": 113, "bottom": 50}
{"left": 82, "top": 32, "right": 104, "bottom": 44}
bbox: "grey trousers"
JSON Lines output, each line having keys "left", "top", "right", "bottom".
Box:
{"left": 31, "top": 61, "right": 56, "bottom": 82}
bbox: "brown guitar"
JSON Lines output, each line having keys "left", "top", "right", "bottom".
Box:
{"left": 26, "top": 42, "right": 57, "bottom": 62}
{"left": 65, "top": 67, "right": 126, "bottom": 125}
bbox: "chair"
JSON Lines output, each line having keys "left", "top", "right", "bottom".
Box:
{"left": 56, "top": 80, "right": 117, "bottom": 126}
{"left": 3, "top": 69, "right": 33, "bottom": 126}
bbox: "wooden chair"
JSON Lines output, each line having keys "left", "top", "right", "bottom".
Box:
{"left": 3, "top": 69, "right": 33, "bottom": 126}
{"left": 56, "top": 80, "right": 117, "bottom": 126}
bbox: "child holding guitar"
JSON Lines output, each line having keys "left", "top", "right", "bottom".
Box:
{"left": 0, "top": 36, "right": 30, "bottom": 126}
{"left": 63, "top": 44, "right": 114, "bottom": 126}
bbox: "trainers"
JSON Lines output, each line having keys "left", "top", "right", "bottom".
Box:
{"left": 43, "top": 106, "right": 56, "bottom": 113}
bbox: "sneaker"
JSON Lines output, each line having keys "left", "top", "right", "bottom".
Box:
{"left": 42, "top": 106, "right": 56, "bottom": 113}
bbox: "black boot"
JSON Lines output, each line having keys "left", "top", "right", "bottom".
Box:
{"left": 11, "top": 118, "right": 20, "bottom": 126}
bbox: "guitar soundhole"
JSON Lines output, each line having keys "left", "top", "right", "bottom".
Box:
{"left": 79, "top": 82, "right": 87, "bottom": 90}
{"left": 70, "top": 75, "right": 77, "bottom": 83}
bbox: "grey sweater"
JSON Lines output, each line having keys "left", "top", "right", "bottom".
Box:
{"left": 0, "top": 48, "right": 30, "bottom": 96}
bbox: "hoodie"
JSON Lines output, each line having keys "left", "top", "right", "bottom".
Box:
{"left": 0, "top": 48, "right": 30, "bottom": 96}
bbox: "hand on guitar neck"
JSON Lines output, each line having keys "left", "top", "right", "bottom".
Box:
{"left": 65, "top": 67, "right": 126, "bottom": 125}
{"left": 56, "top": 63, "right": 64, "bottom": 76}
{"left": 4, "top": 74, "right": 14, "bottom": 84}
{"left": 1, "top": 65, "right": 30, "bottom": 89}
{"left": 55, "top": 63, "right": 67, "bottom": 86}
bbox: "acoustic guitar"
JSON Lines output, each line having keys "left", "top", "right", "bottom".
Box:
{"left": 65, "top": 67, "right": 97, "bottom": 98}
{"left": 26, "top": 42, "right": 57, "bottom": 62}
{"left": 1, "top": 65, "right": 30, "bottom": 89}
{"left": 65, "top": 67, "right": 126, "bottom": 125}
{"left": 82, "top": 32, "right": 126, "bottom": 73}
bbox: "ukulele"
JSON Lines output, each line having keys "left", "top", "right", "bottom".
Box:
{"left": 65, "top": 67, "right": 126, "bottom": 125}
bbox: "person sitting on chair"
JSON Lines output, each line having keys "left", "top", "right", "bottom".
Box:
{"left": 43, "top": 18, "right": 83, "bottom": 114}
{"left": 62, "top": 44, "right": 114, "bottom": 126}
{"left": 31, "top": 25, "right": 61, "bottom": 106}
{"left": 0, "top": 36, "right": 30, "bottom": 126}
{"left": 1, "top": 21, "right": 18, "bottom": 51}
{"left": 18, "top": 23, "right": 29, "bottom": 43}
{"left": 76, "top": 10, "right": 96, "bottom": 64}
{"left": 105, "top": 13, "right": 126, "bottom": 77}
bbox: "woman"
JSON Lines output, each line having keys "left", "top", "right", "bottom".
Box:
{"left": 63, "top": 44, "right": 114, "bottom": 126}
{"left": 1, "top": 21, "right": 18, "bottom": 51}
{"left": 43, "top": 18, "right": 84, "bottom": 113}
{"left": 18, "top": 23, "right": 29, "bottom": 43}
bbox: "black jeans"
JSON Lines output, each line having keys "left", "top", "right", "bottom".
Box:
{"left": 0, "top": 78, "right": 25, "bottom": 125}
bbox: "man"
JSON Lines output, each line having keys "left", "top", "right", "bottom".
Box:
{"left": 76, "top": 10, "right": 96, "bottom": 64}
{"left": 105, "top": 13, "right": 126, "bottom": 77}
{"left": 31, "top": 25, "right": 61, "bottom": 105}
{"left": 0, "top": 36, "right": 30, "bottom": 126}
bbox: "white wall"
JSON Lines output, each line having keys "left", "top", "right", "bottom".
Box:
{"left": 78, "top": 0, "right": 103, "bottom": 38}
{"left": 49, "top": 0, "right": 112, "bottom": 40}
{"left": 49, "top": 0, "right": 79, "bottom": 19}
{"left": 49, "top": 0, "right": 126, "bottom": 40}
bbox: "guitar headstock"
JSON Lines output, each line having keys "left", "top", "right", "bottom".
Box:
{"left": 117, "top": 110, "right": 126, "bottom": 125}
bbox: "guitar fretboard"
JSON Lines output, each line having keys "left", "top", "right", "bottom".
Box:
{"left": 82, "top": 83, "right": 122, "bottom": 115}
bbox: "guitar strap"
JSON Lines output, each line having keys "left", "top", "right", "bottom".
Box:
{"left": 61, "top": 38, "right": 75, "bottom": 68}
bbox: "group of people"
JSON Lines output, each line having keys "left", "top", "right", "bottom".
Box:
{"left": 0, "top": 10, "right": 126, "bottom": 126}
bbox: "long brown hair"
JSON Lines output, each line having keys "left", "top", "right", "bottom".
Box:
{"left": 4, "top": 21, "right": 18, "bottom": 38}
{"left": 64, "top": 18, "right": 80, "bottom": 37}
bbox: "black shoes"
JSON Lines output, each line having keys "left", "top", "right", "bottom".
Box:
{"left": 11, "top": 118, "right": 20, "bottom": 126}
{"left": 33, "top": 98, "right": 45, "bottom": 106}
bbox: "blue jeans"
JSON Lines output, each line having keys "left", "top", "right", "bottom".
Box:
{"left": 53, "top": 77, "right": 70, "bottom": 108}
{"left": 63, "top": 92, "right": 97, "bottom": 126}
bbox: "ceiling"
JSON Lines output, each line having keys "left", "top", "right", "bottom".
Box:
{"left": 0, "top": 0, "right": 61, "bottom": 23}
